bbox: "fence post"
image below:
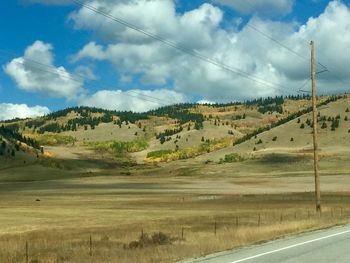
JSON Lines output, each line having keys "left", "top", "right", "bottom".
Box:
{"left": 89, "top": 234, "right": 92, "bottom": 257}
{"left": 25, "top": 241, "right": 29, "bottom": 263}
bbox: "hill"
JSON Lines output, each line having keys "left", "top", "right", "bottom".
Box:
{"left": 0, "top": 94, "right": 346, "bottom": 166}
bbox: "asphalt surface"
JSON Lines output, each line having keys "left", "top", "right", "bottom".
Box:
{"left": 188, "top": 224, "right": 350, "bottom": 263}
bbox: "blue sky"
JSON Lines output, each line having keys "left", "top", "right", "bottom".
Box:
{"left": 0, "top": 0, "right": 349, "bottom": 119}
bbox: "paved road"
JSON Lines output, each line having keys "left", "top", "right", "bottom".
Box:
{"left": 188, "top": 224, "right": 350, "bottom": 263}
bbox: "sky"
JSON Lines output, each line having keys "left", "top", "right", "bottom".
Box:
{"left": 1, "top": 0, "right": 350, "bottom": 120}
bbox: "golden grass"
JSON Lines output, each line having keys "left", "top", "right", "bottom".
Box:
{"left": 0, "top": 192, "right": 348, "bottom": 263}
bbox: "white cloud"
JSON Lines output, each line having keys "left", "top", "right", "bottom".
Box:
{"left": 72, "top": 42, "right": 106, "bottom": 62}
{"left": 4, "top": 40, "right": 85, "bottom": 99}
{"left": 0, "top": 103, "right": 50, "bottom": 121}
{"left": 70, "top": 0, "right": 350, "bottom": 102}
{"left": 79, "top": 89, "right": 188, "bottom": 112}
{"left": 197, "top": 99, "right": 216, "bottom": 105}
{"left": 213, "top": 0, "right": 294, "bottom": 16}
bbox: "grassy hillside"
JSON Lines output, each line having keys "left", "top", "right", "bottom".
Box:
{"left": 0, "top": 94, "right": 346, "bottom": 165}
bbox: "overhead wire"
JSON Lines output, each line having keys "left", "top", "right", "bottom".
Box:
{"left": 0, "top": 49, "right": 87, "bottom": 83}
{"left": 70, "top": 0, "right": 295, "bottom": 95}
{"left": 0, "top": 49, "right": 178, "bottom": 106}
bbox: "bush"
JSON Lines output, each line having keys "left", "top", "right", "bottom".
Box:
{"left": 147, "top": 150, "right": 174, "bottom": 159}
{"left": 272, "top": 136, "right": 277, "bottom": 141}
{"left": 222, "top": 153, "right": 247, "bottom": 163}
{"left": 33, "top": 134, "right": 77, "bottom": 146}
{"left": 89, "top": 139, "right": 148, "bottom": 156}
{"left": 125, "top": 232, "right": 173, "bottom": 249}
{"left": 300, "top": 123, "right": 305, "bottom": 129}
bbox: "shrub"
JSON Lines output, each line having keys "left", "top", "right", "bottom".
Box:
{"left": 89, "top": 139, "right": 148, "bottom": 156}
{"left": 300, "top": 123, "right": 305, "bottom": 129}
{"left": 222, "top": 153, "right": 248, "bottom": 163}
{"left": 125, "top": 232, "right": 173, "bottom": 249}
{"left": 272, "top": 136, "right": 277, "bottom": 141}
{"left": 147, "top": 150, "right": 174, "bottom": 159}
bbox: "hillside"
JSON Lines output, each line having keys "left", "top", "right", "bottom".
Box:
{"left": 0, "top": 94, "right": 346, "bottom": 167}
{"left": 190, "top": 95, "right": 350, "bottom": 165}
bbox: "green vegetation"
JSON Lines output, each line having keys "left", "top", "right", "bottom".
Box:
{"left": 220, "top": 153, "right": 249, "bottom": 163}
{"left": 146, "top": 138, "right": 233, "bottom": 162}
{"left": 0, "top": 125, "right": 40, "bottom": 149}
{"left": 33, "top": 134, "right": 77, "bottom": 146}
{"left": 89, "top": 139, "right": 148, "bottom": 156}
{"left": 146, "top": 149, "right": 174, "bottom": 159}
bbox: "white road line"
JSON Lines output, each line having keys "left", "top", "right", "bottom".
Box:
{"left": 230, "top": 228, "right": 350, "bottom": 263}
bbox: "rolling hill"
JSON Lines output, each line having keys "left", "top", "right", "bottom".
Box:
{"left": 0, "top": 94, "right": 347, "bottom": 169}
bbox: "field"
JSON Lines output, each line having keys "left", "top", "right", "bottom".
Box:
{"left": 0, "top": 96, "right": 349, "bottom": 262}
{"left": 0, "top": 150, "right": 350, "bottom": 262}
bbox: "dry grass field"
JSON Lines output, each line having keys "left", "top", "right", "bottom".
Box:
{"left": 0, "top": 152, "right": 350, "bottom": 262}
{"left": 0, "top": 95, "right": 349, "bottom": 262}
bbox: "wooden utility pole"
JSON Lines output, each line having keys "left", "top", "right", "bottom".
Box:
{"left": 310, "top": 40, "right": 321, "bottom": 212}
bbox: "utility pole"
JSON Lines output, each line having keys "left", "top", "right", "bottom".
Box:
{"left": 310, "top": 40, "right": 321, "bottom": 213}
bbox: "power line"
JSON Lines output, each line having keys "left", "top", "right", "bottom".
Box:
{"left": 245, "top": 23, "right": 328, "bottom": 71}
{"left": 0, "top": 48, "right": 181, "bottom": 105}
{"left": 70, "top": 0, "right": 294, "bottom": 94}
{"left": 0, "top": 49, "right": 89, "bottom": 82}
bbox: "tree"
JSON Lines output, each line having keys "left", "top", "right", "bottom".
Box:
{"left": 15, "top": 142, "right": 20, "bottom": 151}
{"left": 11, "top": 149, "right": 15, "bottom": 157}
{"left": 272, "top": 136, "right": 277, "bottom": 141}
{"left": 160, "top": 135, "right": 165, "bottom": 144}
{"left": 201, "top": 136, "right": 205, "bottom": 142}
{"left": 290, "top": 137, "right": 294, "bottom": 142}
{"left": 321, "top": 122, "right": 327, "bottom": 129}
{"left": 300, "top": 123, "right": 305, "bottom": 129}
{"left": 346, "top": 108, "right": 349, "bottom": 113}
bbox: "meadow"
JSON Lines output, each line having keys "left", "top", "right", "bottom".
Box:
{"left": 0, "top": 152, "right": 349, "bottom": 263}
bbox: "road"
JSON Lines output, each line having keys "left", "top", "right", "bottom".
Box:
{"left": 188, "top": 224, "right": 350, "bottom": 263}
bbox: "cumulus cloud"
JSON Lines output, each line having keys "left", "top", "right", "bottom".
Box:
{"left": 70, "top": 0, "right": 350, "bottom": 102}
{"left": 4, "top": 40, "right": 85, "bottom": 99}
{"left": 213, "top": 0, "right": 294, "bottom": 16}
{"left": 0, "top": 103, "right": 50, "bottom": 121}
{"left": 79, "top": 89, "right": 188, "bottom": 112}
